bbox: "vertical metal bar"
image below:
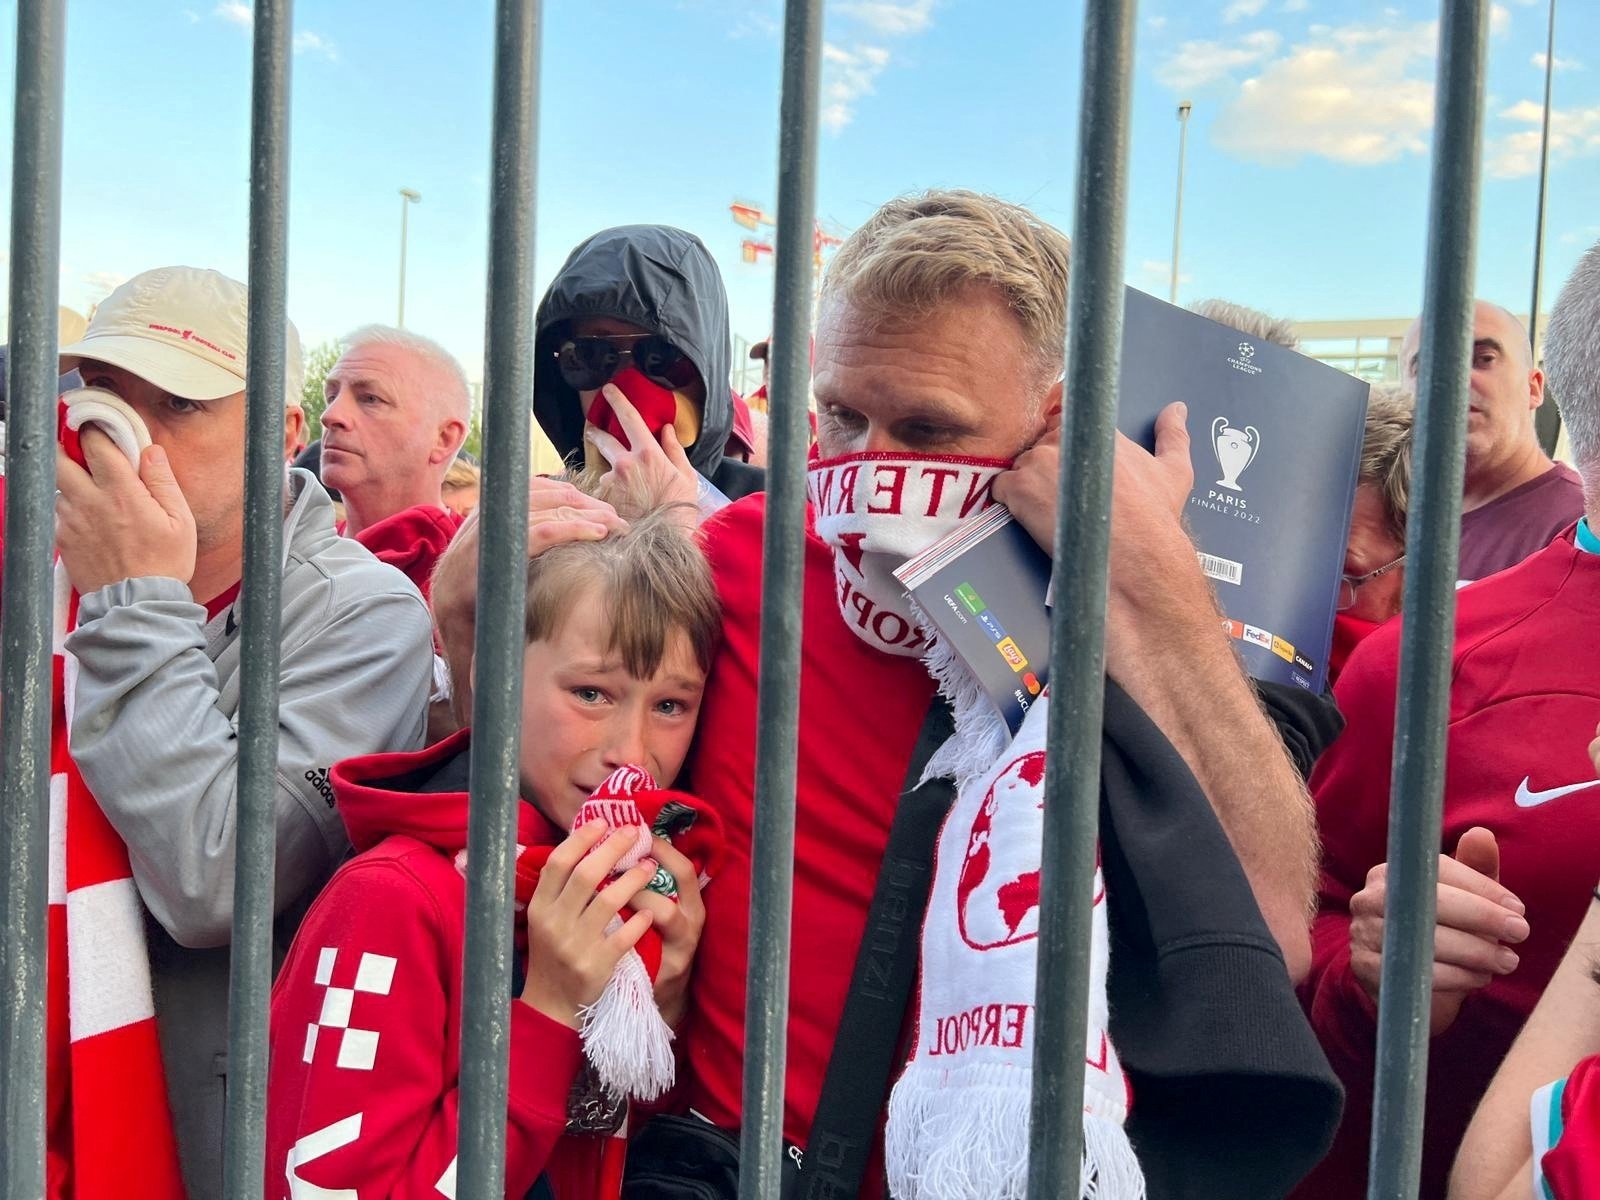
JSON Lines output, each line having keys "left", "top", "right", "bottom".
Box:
{"left": 1169, "top": 100, "right": 1191, "bottom": 306}
{"left": 1367, "top": 1, "right": 1489, "bottom": 1196}
{"left": 456, "top": 1, "right": 537, "bottom": 1194}
{"left": 1027, "top": 0, "right": 1137, "bottom": 1195}
{"left": 1530, "top": 0, "right": 1560, "bottom": 454}
{"left": 0, "top": 1, "right": 66, "bottom": 1195}
{"left": 737, "top": 0, "right": 822, "bottom": 1195}
{"left": 221, "top": 2, "right": 292, "bottom": 1196}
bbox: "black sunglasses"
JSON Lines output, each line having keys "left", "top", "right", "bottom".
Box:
{"left": 555, "top": 334, "right": 697, "bottom": 392}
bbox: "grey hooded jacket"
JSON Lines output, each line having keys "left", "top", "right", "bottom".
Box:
{"left": 533, "top": 224, "right": 764, "bottom": 501}
{"left": 65, "top": 468, "right": 433, "bottom": 1199}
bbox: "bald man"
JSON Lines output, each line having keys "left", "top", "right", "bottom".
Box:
{"left": 320, "top": 325, "right": 472, "bottom": 594}
{"left": 1400, "top": 301, "right": 1582, "bottom": 580}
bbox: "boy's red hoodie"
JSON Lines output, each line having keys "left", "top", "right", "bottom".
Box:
{"left": 266, "top": 730, "right": 669, "bottom": 1200}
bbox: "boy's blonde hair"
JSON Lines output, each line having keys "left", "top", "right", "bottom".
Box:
{"left": 429, "top": 482, "right": 718, "bottom": 728}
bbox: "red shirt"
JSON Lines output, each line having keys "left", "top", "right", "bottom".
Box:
{"left": 1297, "top": 530, "right": 1600, "bottom": 1199}
{"left": 347, "top": 505, "right": 466, "bottom": 599}
{"left": 1457, "top": 462, "right": 1583, "bottom": 581}
{"left": 684, "top": 495, "right": 936, "bottom": 1193}
{"left": 1542, "top": 1054, "right": 1600, "bottom": 1196}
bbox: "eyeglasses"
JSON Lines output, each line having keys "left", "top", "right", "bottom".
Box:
{"left": 554, "top": 334, "right": 697, "bottom": 392}
{"left": 1337, "top": 553, "right": 1406, "bottom": 612}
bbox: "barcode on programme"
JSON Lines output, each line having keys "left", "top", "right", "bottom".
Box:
{"left": 1198, "top": 552, "right": 1244, "bottom": 586}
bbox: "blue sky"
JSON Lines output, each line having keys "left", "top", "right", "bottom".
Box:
{"left": 2, "top": 0, "right": 1597, "bottom": 388}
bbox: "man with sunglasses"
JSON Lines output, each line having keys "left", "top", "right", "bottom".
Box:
{"left": 533, "top": 225, "right": 762, "bottom": 504}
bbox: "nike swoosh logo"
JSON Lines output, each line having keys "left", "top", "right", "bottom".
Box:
{"left": 1514, "top": 777, "right": 1600, "bottom": 808}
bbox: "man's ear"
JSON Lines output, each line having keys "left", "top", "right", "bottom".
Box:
{"left": 1041, "top": 379, "right": 1064, "bottom": 424}
{"left": 283, "top": 405, "right": 307, "bottom": 461}
{"left": 432, "top": 417, "right": 469, "bottom": 466}
{"left": 1529, "top": 368, "right": 1546, "bottom": 411}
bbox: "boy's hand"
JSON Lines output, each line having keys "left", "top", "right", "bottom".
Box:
{"left": 1588, "top": 719, "right": 1600, "bottom": 777}
{"left": 527, "top": 476, "right": 628, "bottom": 556}
{"left": 521, "top": 823, "right": 657, "bottom": 1029}
{"left": 625, "top": 836, "right": 707, "bottom": 1029}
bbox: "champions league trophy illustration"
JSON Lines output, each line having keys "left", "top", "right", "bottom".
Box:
{"left": 1211, "top": 416, "right": 1261, "bottom": 491}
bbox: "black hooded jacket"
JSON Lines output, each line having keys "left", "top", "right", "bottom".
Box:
{"left": 533, "top": 225, "right": 764, "bottom": 502}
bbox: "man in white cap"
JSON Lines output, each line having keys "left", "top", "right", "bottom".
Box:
{"left": 49, "top": 266, "right": 433, "bottom": 1198}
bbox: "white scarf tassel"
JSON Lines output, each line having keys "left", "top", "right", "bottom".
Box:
{"left": 885, "top": 1064, "right": 1143, "bottom": 1200}
{"left": 576, "top": 920, "right": 676, "bottom": 1101}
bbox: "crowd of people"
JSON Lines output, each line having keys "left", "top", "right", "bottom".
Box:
{"left": 5, "top": 187, "right": 1600, "bottom": 1200}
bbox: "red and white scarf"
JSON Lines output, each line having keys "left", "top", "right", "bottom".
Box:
{"left": 455, "top": 764, "right": 723, "bottom": 1108}
{"left": 885, "top": 692, "right": 1143, "bottom": 1200}
{"left": 807, "top": 451, "right": 1007, "bottom": 657}
{"left": 47, "top": 391, "right": 188, "bottom": 1199}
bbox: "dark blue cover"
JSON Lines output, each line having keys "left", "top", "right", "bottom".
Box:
{"left": 903, "top": 513, "right": 1053, "bottom": 732}
{"left": 1117, "top": 288, "right": 1368, "bottom": 693}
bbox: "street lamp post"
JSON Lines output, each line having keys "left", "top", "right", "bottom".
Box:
{"left": 1530, "top": 0, "right": 1560, "bottom": 454}
{"left": 398, "top": 187, "right": 421, "bottom": 328}
{"left": 1171, "top": 100, "right": 1192, "bottom": 305}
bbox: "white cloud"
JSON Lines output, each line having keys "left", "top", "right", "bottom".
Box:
{"left": 1532, "top": 52, "right": 1581, "bottom": 72}
{"left": 293, "top": 30, "right": 337, "bottom": 60}
{"left": 81, "top": 272, "right": 127, "bottom": 306}
{"left": 834, "top": 0, "right": 934, "bottom": 36}
{"left": 1281, "top": 0, "right": 1310, "bottom": 11}
{"left": 1222, "top": 0, "right": 1268, "bottom": 22}
{"left": 1147, "top": 15, "right": 1169, "bottom": 31}
{"left": 1156, "top": 30, "right": 1281, "bottom": 90}
{"left": 1156, "top": 15, "right": 1520, "bottom": 167}
{"left": 213, "top": 4, "right": 336, "bottom": 59}
{"left": 1486, "top": 99, "right": 1600, "bottom": 178}
{"left": 184, "top": 8, "right": 202, "bottom": 23}
{"left": 822, "top": 43, "right": 892, "bottom": 131}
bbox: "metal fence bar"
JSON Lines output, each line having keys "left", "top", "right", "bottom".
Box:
{"left": 457, "top": 1, "right": 538, "bottom": 1194}
{"left": 0, "top": 0, "right": 67, "bottom": 1195}
{"left": 1027, "top": 0, "right": 1137, "bottom": 1195}
{"left": 220, "top": 2, "right": 293, "bottom": 1196}
{"left": 1530, "top": 0, "right": 1560, "bottom": 455}
{"left": 737, "top": 0, "right": 823, "bottom": 1195}
{"left": 1366, "top": 1, "right": 1489, "bottom": 1196}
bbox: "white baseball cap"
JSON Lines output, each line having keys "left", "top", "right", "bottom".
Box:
{"left": 60, "top": 266, "right": 305, "bottom": 408}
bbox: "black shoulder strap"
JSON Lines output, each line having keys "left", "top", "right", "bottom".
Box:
{"left": 789, "top": 697, "right": 956, "bottom": 1199}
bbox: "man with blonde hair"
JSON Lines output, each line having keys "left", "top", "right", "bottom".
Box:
{"left": 320, "top": 323, "right": 472, "bottom": 592}
{"left": 623, "top": 190, "right": 1340, "bottom": 1199}
{"left": 43, "top": 266, "right": 432, "bottom": 1197}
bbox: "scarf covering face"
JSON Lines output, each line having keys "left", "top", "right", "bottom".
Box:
{"left": 47, "top": 394, "right": 188, "bottom": 1200}
{"left": 885, "top": 691, "right": 1144, "bottom": 1200}
{"left": 807, "top": 451, "right": 1008, "bottom": 657}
